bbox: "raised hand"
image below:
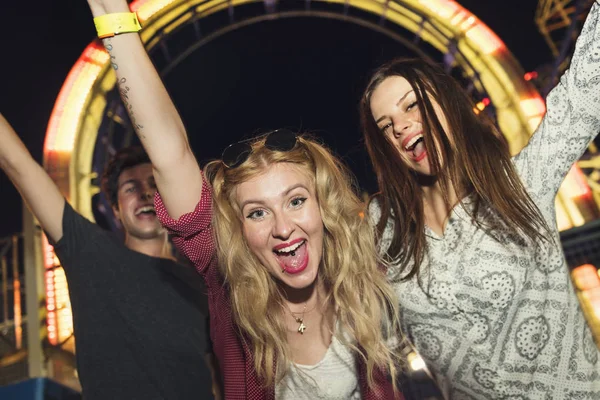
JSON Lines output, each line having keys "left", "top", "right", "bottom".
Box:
{"left": 0, "top": 114, "right": 65, "bottom": 242}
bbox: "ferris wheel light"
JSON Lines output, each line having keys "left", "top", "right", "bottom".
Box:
{"left": 131, "top": 0, "right": 178, "bottom": 21}
{"left": 520, "top": 97, "right": 546, "bottom": 117}
{"left": 418, "top": 0, "right": 460, "bottom": 19}
{"left": 44, "top": 43, "right": 109, "bottom": 153}
{"left": 464, "top": 22, "right": 503, "bottom": 54}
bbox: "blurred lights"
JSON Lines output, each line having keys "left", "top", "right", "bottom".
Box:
{"left": 44, "top": 43, "right": 109, "bottom": 153}
{"left": 42, "top": 234, "right": 73, "bottom": 346}
{"left": 524, "top": 71, "right": 538, "bottom": 81}
{"left": 572, "top": 264, "right": 600, "bottom": 344}
{"left": 132, "top": 0, "right": 177, "bottom": 21}
{"left": 569, "top": 165, "right": 593, "bottom": 198}
{"left": 419, "top": 0, "right": 460, "bottom": 20}
{"left": 407, "top": 351, "right": 426, "bottom": 371}
{"left": 475, "top": 97, "right": 491, "bottom": 112}
{"left": 464, "top": 23, "right": 503, "bottom": 54}
{"left": 418, "top": 0, "right": 503, "bottom": 54}
{"left": 520, "top": 98, "right": 546, "bottom": 117}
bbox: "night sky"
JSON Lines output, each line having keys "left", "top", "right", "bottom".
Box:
{"left": 0, "top": 0, "right": 551, "bottom": 237}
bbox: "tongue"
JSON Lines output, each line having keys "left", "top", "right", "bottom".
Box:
{"left": 412, "top": 140, "right": 426, "bottom": 159}
{"left": 278, "top": 243, "right": 308, "bottom": 271}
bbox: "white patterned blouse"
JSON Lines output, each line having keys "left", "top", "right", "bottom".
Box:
{"left": 370, "top": 2, "right": 600, "bottom": 398}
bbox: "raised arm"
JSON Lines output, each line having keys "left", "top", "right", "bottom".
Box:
{"left": 0, "top": 114, "right": 65, "bottom": 242}
{"left": 515, "top": 1, "right": 600, "bottom": 199}
{"left": 87, "top": 0, "right": 203, "bottom": 219}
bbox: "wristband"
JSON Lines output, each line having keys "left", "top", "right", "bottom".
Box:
{"left": 94, "top": 12, "right": 142, "bottom": 39}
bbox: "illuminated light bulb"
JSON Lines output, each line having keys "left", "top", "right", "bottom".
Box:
{"left": 520, "top": 98, "right": 546, "bottom": 117}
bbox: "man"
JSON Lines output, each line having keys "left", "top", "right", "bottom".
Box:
{"left": 0, "top": 114, "right": 214, "bottom": 399}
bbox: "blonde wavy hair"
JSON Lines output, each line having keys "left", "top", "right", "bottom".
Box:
{"left": 205, "top": 133, "right": 403, "bottom": 389}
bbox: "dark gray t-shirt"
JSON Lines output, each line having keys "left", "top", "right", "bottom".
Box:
{"left": 53, "top": 201, "right": 213, "bottom": 400}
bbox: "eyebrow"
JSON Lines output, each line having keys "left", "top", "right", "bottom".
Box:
{"left": 240, "top": 183, "right": 309, "bottom": 211}
{"left": 375, "top": 90, "right": 415, "bottom": 124}
{"left": 118, "top": 179, "right": 137, "bottom": 189}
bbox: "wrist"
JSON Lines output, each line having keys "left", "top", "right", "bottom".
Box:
{"left": 94, "top": 12, "right": 142, "bottom": 39}
{"left": 88, "top": 2, "right": 130, "bottom": 17}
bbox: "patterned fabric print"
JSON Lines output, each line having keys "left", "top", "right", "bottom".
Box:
{"left": 371, "top": 3, "right": 600, "bottom": 399}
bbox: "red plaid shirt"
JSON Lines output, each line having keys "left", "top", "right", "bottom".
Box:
{"left": 155, "top": 176, "right": 402, "bottom": 399}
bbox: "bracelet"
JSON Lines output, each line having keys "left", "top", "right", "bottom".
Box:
{"left": 94, "top": 12, "right": 142, "bottom": 39}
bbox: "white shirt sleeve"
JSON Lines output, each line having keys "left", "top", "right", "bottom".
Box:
{"left": 514, "top": 1, "right": 600, "bottom": 205}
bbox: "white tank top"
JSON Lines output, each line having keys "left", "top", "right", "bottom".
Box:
{"left": 275, "top": 335, "right": 362, "bottom": 399}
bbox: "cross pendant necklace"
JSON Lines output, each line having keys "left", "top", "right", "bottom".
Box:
{"left": 295, "top": 316, "right": 307, "bottom": 334}
{"left": 289, "top": 302, "right": 308, "bottom": 335}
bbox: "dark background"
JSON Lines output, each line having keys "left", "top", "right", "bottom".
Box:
{"left": 0, "top": 0, "right": 551, "bottom": 237}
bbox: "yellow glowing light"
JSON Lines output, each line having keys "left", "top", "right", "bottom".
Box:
{"left": 44, "top": 43, "right": 109, "bottom": 153}
{"left": 564, "top": 165, "right": 592, "bottom": 198}
{"left": 528, "top": 116, "right": 543, "bottom": 131}
{"left": 41, "top": 234, "right": 73, "bottom": 346}
{"left": 408, "top": 351, "right": 427, "bottom": 371}
{"left": 132, "top": 0, "right": 178, "bottom": 21}
{"left": 520, "top": 98, "right": 546, "bottom": 117}
{"left": 573, "top": 264, "right": 600, "bottom": 291}
{"left": 418, "top": 0, "right": 460, "bottom": 20}
{"left": 464, "top": 22, "right": 503, "bottom": 54}
{"left": 555, "top": 198, "right": 573, "bottom": 231}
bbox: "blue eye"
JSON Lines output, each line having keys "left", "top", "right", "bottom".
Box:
{"left": 246, "top": 209, "right": 266, "bottom": 220}
{"left": 290, "top": 197, "right": 306, "bottom": 208}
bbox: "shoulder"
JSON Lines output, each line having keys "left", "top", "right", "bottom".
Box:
{"left": 367, "top": 195, "right": 384, "bottom": 225}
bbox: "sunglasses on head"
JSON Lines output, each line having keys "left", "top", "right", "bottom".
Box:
{"left": 221, "top": 129, "right": 298, "bottom": 169}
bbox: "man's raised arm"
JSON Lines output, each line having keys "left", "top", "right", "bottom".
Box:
{"left": 0, "top": 114, "right": 65, "bottom": 242}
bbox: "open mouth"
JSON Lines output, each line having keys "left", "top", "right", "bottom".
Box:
{"left": 273, "top": 239, "right": 309, "bottom": 274}
{"left": 135, "top": 205, "right": 156, "bottom": 216}
{"left": 403, "top": 134, "right": 426, "bottom": 161}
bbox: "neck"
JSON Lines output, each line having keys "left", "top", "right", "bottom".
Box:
{"left": 124, "top": 233, "right": 171, "bottom": 259}
{"left": 421, "top": 176, "right": 459, "bottom": 223}
{"left": 281, "top": 278, "right": 324, "bottom": 313}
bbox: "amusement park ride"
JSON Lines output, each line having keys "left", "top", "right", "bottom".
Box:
{"left": 1, "top": 0, "right": 600, "bottom": 395}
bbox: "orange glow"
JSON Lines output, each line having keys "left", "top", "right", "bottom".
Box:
{"left": 417, "top": 0, "right": 503, "bottom": 54}
{"left": 583, "top": 288, "right": 600, "bottom": 321}
{"left": 566, "top": 165, "right": 593, "bottom": 199}
{"left": 464, "top": 21, "right": 503, "bottom": 54}
{"left": 131, "top": 0, "right": 176, "bottom": 21}
{"left": 520, "top": 97, "right": 546, "bottom": 117}
{"left": 573, "top": 264, "right": 600, "bottom": 291}
{"left": 524, "top": 71, "right": 538, "bottom": 81}
{"left": 44, "top": 43, "right": 109, "bottom": 153}
{"left": 42, "top": 234, "right": 58, "bottom": 345}
{"left": 418, "top": 0, "right": 461, "bottom": 20}
{"left": 42, "top": 234, "right": 73, "bottom": 346}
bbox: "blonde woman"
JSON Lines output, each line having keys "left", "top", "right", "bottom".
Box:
{"left": 157, "top": 130, "right": 404, "bottom": 398}
{"left": 85, "top": 0, "right": 405, "bottom": 398}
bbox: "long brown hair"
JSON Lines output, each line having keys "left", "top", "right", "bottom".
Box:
{"left": 205, "top": 134, "right": 403, "bottom": 389}
{"left": 359, "top": 58, "right": 550, "bottom": 281}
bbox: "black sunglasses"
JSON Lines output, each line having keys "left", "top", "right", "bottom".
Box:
{"left": 221, "top": 129, "right": 298, "bottom": 168}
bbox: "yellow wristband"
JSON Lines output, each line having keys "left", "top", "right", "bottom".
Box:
{"left": 94, "top": 12, "right": 142, "bottom": 39}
